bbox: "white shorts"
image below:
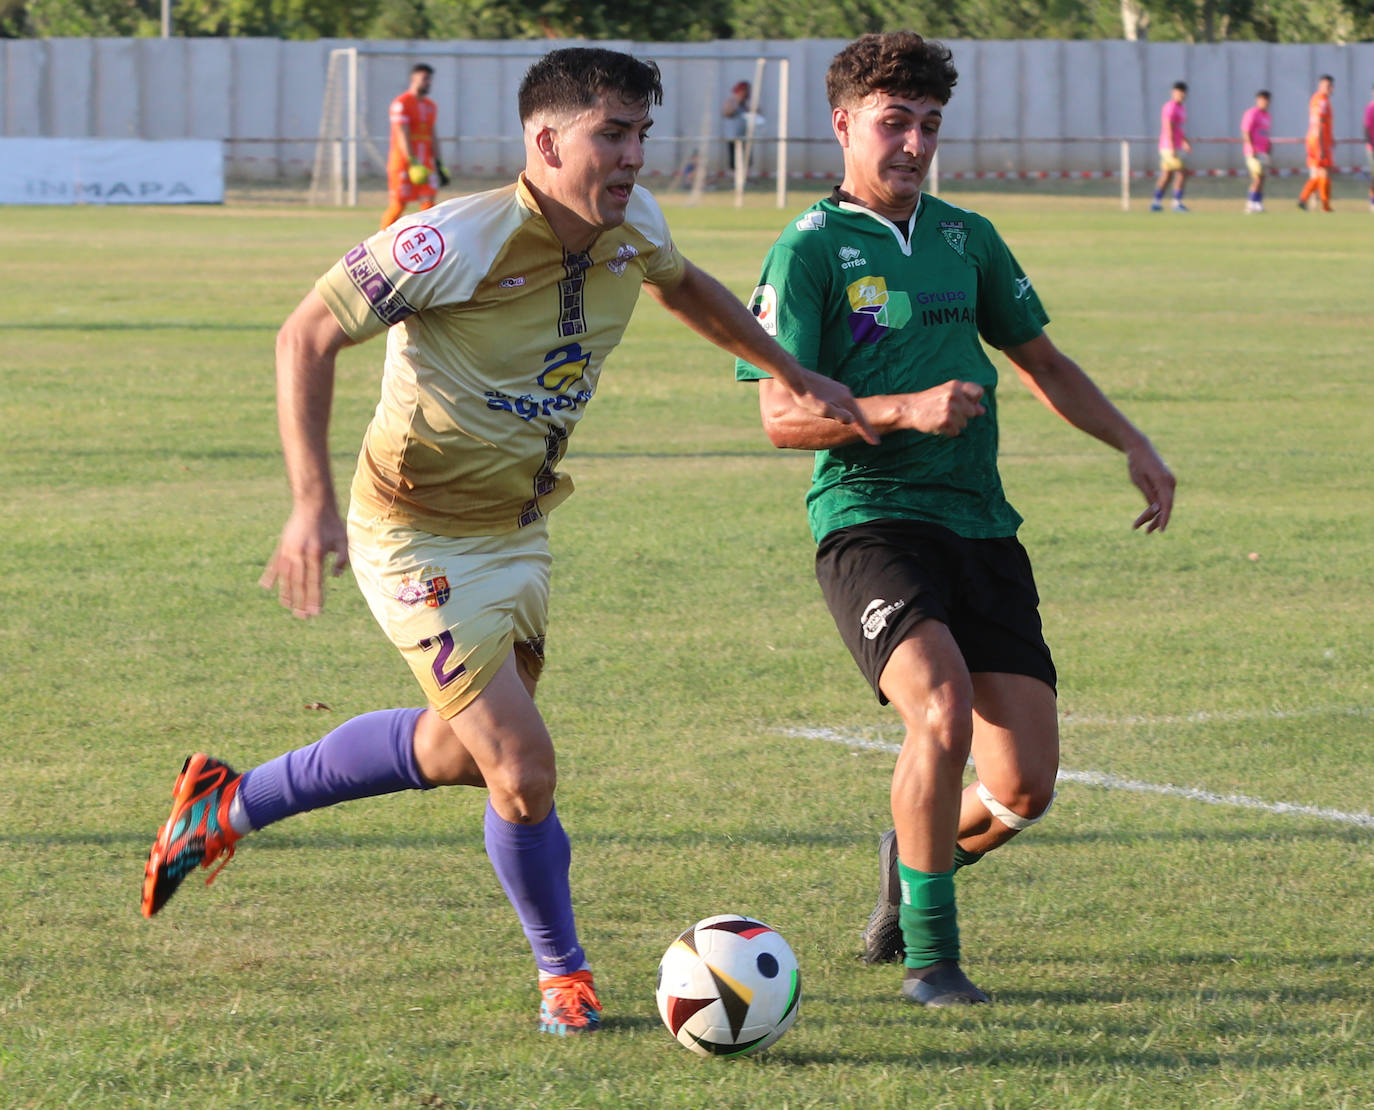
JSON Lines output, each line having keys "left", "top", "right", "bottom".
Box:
{"left": 348, "top": 509, "right": 551, "bottom": 718}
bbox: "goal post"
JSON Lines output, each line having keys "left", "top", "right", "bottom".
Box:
{"left": 308, "top": 47, "right": 360, "bottom": 207}
{"left": 308, "top": 45, "right": 794, "bottom": 209}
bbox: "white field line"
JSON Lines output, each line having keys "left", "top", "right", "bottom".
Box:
{"left": 781, "top": 723, "right": 1374, "bottom": 831}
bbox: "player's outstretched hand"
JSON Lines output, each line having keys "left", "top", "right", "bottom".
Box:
{"left": 1127, "top": 441, "right": 1175, "bottom": 533}
{"left": 258, "top": 505, "right": 350, "bottom": 618}
{"left": 793, "top": 368, "right": 879, "bottom": 444}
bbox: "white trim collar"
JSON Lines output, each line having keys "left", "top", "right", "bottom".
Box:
{"left": 833, "top": 193, "right": 920, "bottom": 256}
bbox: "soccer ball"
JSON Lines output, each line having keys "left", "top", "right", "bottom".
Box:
{"left": 655, "top": 914, "right": 800, "bottom": 1057}
{"left": 407, "top": 162, "right": 429, "bottom": 186}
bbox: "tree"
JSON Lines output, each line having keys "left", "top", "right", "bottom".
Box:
{"left": 23, "top": 0, "right": 160, "bottom": 36}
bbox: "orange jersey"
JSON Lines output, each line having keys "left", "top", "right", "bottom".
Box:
{"left": 1306, "top": 90, "right": 1333, "bottom": 163}
{"left": 388, "top": 92, "right": 438, "bottom": 173}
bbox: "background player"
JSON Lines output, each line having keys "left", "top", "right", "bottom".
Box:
{"left": 382, "top": 62, "right": 449, "bottom": 229}
{"left": 1241, "top": 89, "right": 1272, "bottom": 213}
{"left": 1152, "top": 81, "right": 1190, "bottom": 212}
{"left": 722, "top": 80, "right": 761, "bottom": 174}
{"left": 142, "top": 47, "right": 871, "bottom": 1036}
{"left": 1364, "top": 83, "right": 1374, "bottom": 211}
{"left": 1297, "top": 74, "right": 1335, "bottom": 212}
{"left": 736, "top": 31, "right": 1174, "bottom": 1008}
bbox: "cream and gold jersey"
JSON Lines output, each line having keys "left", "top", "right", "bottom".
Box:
{"left": 316, "top": 176, "right": 686, "bottom": 537}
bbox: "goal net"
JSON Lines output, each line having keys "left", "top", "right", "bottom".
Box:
{"left": 308, "top": 46, "right": 793, "bottom": 209}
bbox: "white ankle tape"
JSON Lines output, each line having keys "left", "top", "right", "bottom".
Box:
{"left": 976, "top": 782, "right": 1055, "bottom": 831}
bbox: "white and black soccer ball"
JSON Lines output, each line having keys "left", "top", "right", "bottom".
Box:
{"left": 655, "top": 914, "right": 801, "bottom": 1057}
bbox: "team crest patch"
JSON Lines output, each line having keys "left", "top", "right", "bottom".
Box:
{"left": 607, "top": 243, "right": 639, "bottom": 276}
{"left": 795, "top": 211, "right": 826, "bottom": 231}
{"left": 396, "top": 566, "right": 451, "bottom": 608}
{"left": 939, "top": 220, "right": 967, "bottom": 256}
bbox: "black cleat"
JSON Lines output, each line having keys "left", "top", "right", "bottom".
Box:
{"left": 860, "top": 828, "right": 904, "bottom": 964}
{"left": 901, "top": 960, "right": 990, "bottom": 1007}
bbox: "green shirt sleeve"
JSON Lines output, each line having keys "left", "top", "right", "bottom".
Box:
{"left": 735, "top": 241, "right": 826, "bottom": 381}
{"left": 974, "top": 230, "right": 1049, "bottom": 350}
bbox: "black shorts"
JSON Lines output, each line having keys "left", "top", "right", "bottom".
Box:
{"left": 815, "top": 518, "right": 1057, "bottom": 704}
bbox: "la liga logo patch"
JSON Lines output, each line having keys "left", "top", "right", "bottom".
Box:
{"left": 748, "top": 283, "right": 778, "bottom": 336}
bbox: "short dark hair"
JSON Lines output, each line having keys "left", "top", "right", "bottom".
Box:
{"left": 518, "top": 48, "right": 663, "bottom": 124}
{"left": 1173, "top": 81, "right": 1188, "bottom": 93}
{"left": 1257, "top": 89, "right": 1271, "bottom": 99}
{"left": 825, "top": 32, "right": 958, "bottom": 110}
{"left": 411, "top": 63, "right": 433, "bottom": 77}
{"left": 1319, "top": 73, "right": 1335, "bottom": 84}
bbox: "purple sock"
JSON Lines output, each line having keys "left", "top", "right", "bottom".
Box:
{"left": 238, "top": 707, "right": 430, "bottom": 829}
{"left": 484, "top": 801, "right": 586, "bottom": 976}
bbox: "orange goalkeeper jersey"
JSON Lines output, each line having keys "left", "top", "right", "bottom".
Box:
{"left": 388, "top": 91, "right": 437, "bottom": 173}
{"left": 1307, "top": 90, "right": 1333, "bottom": 164}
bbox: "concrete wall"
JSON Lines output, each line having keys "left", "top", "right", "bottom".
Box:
{"left": 2, "top": 37, "right": 1372, "bottom": 181}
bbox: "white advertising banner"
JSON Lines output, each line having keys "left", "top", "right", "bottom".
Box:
{"left": 0, "top": 139, "right": 224, "bottom": 205}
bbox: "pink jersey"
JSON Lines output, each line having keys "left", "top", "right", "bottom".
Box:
{"left": 1241, "top": 106, "right": 1271, "bottom": 155}
{"left": 1365, "top": 99, "right": 1374, "bottom": 145}
{"left": 1160, "top": 99, "right": 1187, "bottom": 152}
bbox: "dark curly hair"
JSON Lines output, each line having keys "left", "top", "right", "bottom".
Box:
{"left": 826, "top": 32, "right": 958, "bottom": 110}
{"left": 518, "top": 48, "right": 663, "bottom": 124}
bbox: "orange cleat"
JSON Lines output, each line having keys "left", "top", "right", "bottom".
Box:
{"left": 141, "top": 753, "right": 243, "bottom": 917}
{"left": 538, "top": 969, "right": 602, "bottom": 1034}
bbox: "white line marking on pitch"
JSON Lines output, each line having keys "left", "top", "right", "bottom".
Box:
{"left": 782, "top": 727, "right": 1374, "bottom": 831}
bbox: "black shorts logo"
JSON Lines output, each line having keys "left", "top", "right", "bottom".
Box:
{"left": 861, "top": 598, "right": 904, "bottom": 641}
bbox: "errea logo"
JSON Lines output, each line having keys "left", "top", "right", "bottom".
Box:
{"left": 839, "top": 245, "right": 868, "bottom": 269}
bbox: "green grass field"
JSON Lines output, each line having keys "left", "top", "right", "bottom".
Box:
{"left": 1, "top": 184, "right": 1371, "bottom": 1109}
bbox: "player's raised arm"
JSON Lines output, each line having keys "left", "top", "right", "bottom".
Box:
{"left": 1002, "top": 330, "right": 1175, "bottom": 532}
{"left": 646, "top": 258, "right": 878, "bottom": 444}
{"left": 259, "top": 288, "right": 357, "bottom": 616}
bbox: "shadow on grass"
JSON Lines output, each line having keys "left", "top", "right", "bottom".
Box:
{"left": 6, "top": 819, "right": 1365, "bottom": 854}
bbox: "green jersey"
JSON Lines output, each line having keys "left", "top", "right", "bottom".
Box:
{"left": 736, "top": 190, "right": 1049, "bottom": 543}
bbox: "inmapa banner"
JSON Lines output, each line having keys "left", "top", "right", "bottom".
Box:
{"left": 0, "top": 138, "right": 223, "bottom": 205}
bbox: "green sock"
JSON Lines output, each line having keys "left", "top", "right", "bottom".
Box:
{"left": 897, "top": 862, "right": 960, "bottom": 969}
{"left": 953, "top": 845, "right": 985, "bottom": 871}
